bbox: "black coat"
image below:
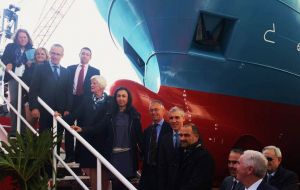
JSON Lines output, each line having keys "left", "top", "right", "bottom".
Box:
{"left": 139, "top": 121, "right": 172, "bottom": 190}
{"left": 28, "top": 61, "right": 72, "bottom": 113}
{"left": 22, "top": 61, "right": 46, "bottom": 103}
{"left": 157, "top": 132, "right": 182, "bottom": 190}
{"left": 220, "top": 176, "right": 244, "bottom": 190}
{"left": 257, "top": 181, "right": 278, "bottom": 190}
{"left": 64, "top": 93, "right": 113, "bottom": 168}
{"left": 1, "top": 43, "right": 33, "bottom": 82}
{"left": 67, "top": 64, "right": 100, "bottom": 97}
{"left": 28, "top": 62, "right": 72, "bottom": 132}
{"left": 176, "top": 142, "right": 215, "bottom": 190}
{"left": 264, "top": 166, "right": 299, "bottom": 190}
{"left": 103, "top": 106, "right": 143, "bottom": 174}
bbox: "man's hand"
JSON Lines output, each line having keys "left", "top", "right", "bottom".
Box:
{"left": 31, "top": 109, "right": 40, "bottom": 118}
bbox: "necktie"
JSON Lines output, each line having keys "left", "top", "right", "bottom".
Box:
{"left": 174, "top": 132, "right": 180, "bottom": 148}
{"left": 53, "top": 66, "right": 59, "bottom": 80}
{"left": 148, "top": 124, "right": 158, "bottom": 165}
{"left": 267, "top": 174, "right": 272, "bottom": 183}
{"left": 231, "top": 180, "right": 237, "bottom": 190}
{"left": 76, "top": 64, "right": 85, "bottom": 95}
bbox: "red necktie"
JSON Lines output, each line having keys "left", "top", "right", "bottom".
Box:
{"left": 76, "top": 65, "right": 85, "bottom": 95}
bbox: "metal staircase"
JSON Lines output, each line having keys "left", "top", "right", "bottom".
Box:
{"left": 0, "top": 60, "right": 137, "bottom": 190}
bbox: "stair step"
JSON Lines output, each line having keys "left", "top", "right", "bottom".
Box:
{"left": 53, "top": 175, "right": 91, "bottom": 190}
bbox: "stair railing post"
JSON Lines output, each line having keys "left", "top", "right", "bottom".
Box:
{"left": 17, "top": 82, "right": 22, "bottom": 133}
{"left": 52, "top": 116, "right": 58, "bottom": 190}
{"left": 97, "top": 158, "right": 102, "bottom": 190}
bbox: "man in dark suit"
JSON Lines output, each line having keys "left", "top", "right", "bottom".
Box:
{"left": 236, "top": 150, "right": 277, "bottom": 190}
{"left": 157, "top": 106, "right": 186, "bottom": 190}
{"left": 262, "top": 146, "right": 299, "bottom": 190}
{"left": 220, "top": 148, "right": 245, "bottom": 190}
{"left": 139, "top": 100, "right": 172, "bottom": 190}
{"left": 175, "top": 123, "right": 215, "bottom": 190}
{"left": 29, "top": 43, "right": 72, "bottom": 136}
{"left": 65, "top": 47, "right": 100, "bottom": 163}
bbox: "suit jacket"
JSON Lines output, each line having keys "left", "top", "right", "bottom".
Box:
{"left": 158, "top": 132, "right": 182, "bottom": 190}
{"left": 176, "top": 142, "right": 215, "bottom": 190}
{"left": 220, "top": 176, "right": 244, "bottom": 190}
{"left": 67, "top": 64, "right": 100, "bottom": 96}
{"left": 139, "top": 121, "right": 172, "bottom": 190}
{"left": 257, "top": 181, "right": 278, "bottom": 190}
{"left": 264, "top": 166, "right": 299, "bottom": 190}
{"left": 29, "top": 61, "right": 72, "bottom": 113}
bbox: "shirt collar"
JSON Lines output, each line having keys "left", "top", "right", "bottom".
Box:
{"left": 50, "top": 61, "right": 60, "bottom": 68}
{"left": 79, "top": 63, "right": 88, "bottom": 68}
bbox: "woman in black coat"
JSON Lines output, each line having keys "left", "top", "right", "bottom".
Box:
{"left": 103, "top": 86, "right": 143, "bottom": 190}
{"left": 22, "top": 47, "right": 49, "bottom": 126}
{"left": 72, "top": 86, "right": 143, "bottom": 189}
{"left": 68, "top": 75, "right": 113, "bottom": 190}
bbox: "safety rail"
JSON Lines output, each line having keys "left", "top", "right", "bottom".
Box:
{"left": 0, "top": 61, "right": 137, "bottom": 190}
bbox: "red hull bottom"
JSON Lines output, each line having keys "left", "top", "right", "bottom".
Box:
{"left": 110, "top": 80, "right": 300, "bottom": 182}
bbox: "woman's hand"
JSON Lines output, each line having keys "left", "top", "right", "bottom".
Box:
{"left": 6, "top": 63, "right": 13, "bottom": 71}
{"left": 54, "top": 111, "right": 61, "bottom": 118}
{"left": 71, "top": 125, "right": 82, "bottom": 132}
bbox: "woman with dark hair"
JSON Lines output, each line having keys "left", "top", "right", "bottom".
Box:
{"left": 105, "top": 86, "right": 143, "bottom": 190}
{"left": 72, "top": 86, "right": 142, "bottom": 189}
{"left": 1, "top": 28, "right": 34, "bottom": 136}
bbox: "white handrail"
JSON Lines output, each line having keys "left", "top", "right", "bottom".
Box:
{"left": 0, "top": 60, "right": 137, "bottom": 190}
{"left": 1, "top": 95, "right": 39, "bottom": 135}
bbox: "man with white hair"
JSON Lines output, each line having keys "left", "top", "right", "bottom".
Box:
{"left": 139, "top": 100, "right": 172, "bottom": 190}
{"left": 262, "top": 146, "right": 299, "bottom": 190}
{"left": 236, "top": 150, "right": 277, "bottom": 190}
{"left": 157, "top": 106, "right": 186, "bottom": 190}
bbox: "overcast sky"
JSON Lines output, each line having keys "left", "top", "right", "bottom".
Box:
{"left": 0, "top": 0, "right": 140, "bottom": 89}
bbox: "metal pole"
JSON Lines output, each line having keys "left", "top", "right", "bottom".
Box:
{"left": 97, "top": 158, "right": 102, "bottom": 190}
{"left": 52, "top": 116, "right": 57, "bottom": 190}
{"left": 16, "top": 82, "right": 22, "bottom": 133}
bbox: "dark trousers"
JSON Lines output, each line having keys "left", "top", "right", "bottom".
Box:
{"left": 39, "top": 110, "right": 64, "bottom": 155}
{"left": 65, "top": 95, "right": 83, "bottom": 161}
{"left": 139, "top": 164, "right": 158, "bottom": 190}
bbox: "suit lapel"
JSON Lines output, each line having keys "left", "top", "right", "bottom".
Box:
{"left": 83, "top": 66, "right": 91, "bottom": 87}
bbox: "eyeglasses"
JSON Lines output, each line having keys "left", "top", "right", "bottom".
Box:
{"left": 179, "top": 133, "right": 191, "bottom": 137}
{"left": 265, "top": 157, "right": 273, "bottom": 162}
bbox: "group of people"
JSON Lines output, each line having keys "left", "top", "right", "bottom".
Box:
{"left": 1, "top": 28, "right": 299, "bottom": 190}
{"left": 220, "top": 146, "right": 299, "bottom": 190}
{"left": 1, "top": 28, "right": 213, "bottom": 190}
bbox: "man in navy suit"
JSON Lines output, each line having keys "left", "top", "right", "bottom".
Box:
{"left": 220, "top": 148, "right": 245, "bottom": 190}
{"left": 65, "top": 47, "right": 100, "bottom": 163}
{"left": 236, "top": 150, "right": 277, "bottom": 190}
{"left": 157, "top": 106, "right": 186, "bottom": 190}
{"left": 262, "top": 146, "right": 299, "bottom": 190}
{"left": 29, "top": 43, "right": 72, "bottom": 154}
{"left": 139, "top": 100, "right": 172, "bottom": 190}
